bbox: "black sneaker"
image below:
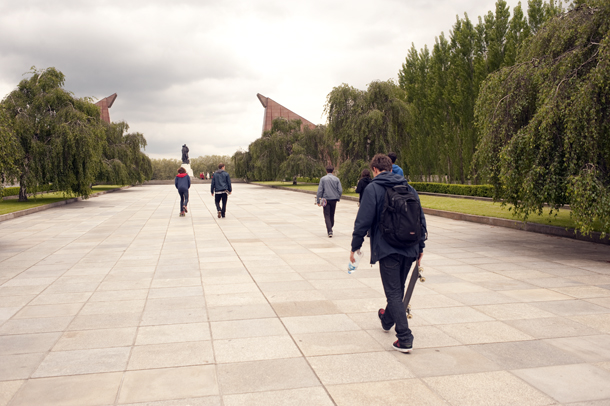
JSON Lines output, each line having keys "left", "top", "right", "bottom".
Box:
{"left": 328, "top": 231, "right": 333, "bottom": 238}
{"left": 184, "top": 206, "right": 188, "bottom": 213}
{"left": 378, "top": 309, "right": 392, "bottom": 332}
{"left": 393, "top": 339, "right": 413, "bottom": 353}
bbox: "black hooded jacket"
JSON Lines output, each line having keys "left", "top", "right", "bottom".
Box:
{"left": 351, "top": 171, "right": 427, "bottom": 264}
{"left": 355, "top": 176, "right": 373, "bottom": 203}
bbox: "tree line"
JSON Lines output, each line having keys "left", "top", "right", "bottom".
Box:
{"left": 150, "top": 155, "right": 234, "bottom": 180}
{"left": 0, "top": 67, "right": 152, "bottom": 201}
{"left": 233, "top": 0, "right": 610, "bottom": 236}
{"left": 234, "top": 0, "right": 562, "bottom": 188}
{"left": 399, "top": 0, "right": 562, "bottom": 184}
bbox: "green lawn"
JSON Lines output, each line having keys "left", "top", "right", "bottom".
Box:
{"left": 253, "top": 181, "right": 588, "bottom": 231}
{"left": 0, "top": 185, "right": 125, "bottom": 215}
{"left": 418, "top": 195, "right": 583, "bottom": 230}
{"left": 252, "top": 181, "right": 359, "bottom": 197}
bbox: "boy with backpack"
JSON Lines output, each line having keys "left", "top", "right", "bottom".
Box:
{"left": 349, "top": 154, "right": 427, "bottom": 353}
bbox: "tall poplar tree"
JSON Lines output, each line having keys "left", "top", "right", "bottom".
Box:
{"left": 398, "top": 0, "right": 563, "bottom": 183}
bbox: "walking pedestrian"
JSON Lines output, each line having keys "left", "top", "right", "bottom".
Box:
{"left": 211, "top": 163, "right": 232, "bottom": 218}
{"left": 316, "top": 165, "right": 343, "bottom": 237}
{"left": 355, "top": 169, "right": 372, "bottom": 205}
{"left": 350, "top": 154, "right": 427, "bottom": 353}
{"left": 388, "top": 152, "right": 404, "bottom": 177}
{"left": 175, "top": 167, "right": 191, "bottom": 216}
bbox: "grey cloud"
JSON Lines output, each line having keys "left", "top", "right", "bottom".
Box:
{"left": 0, "top": 0, "right": 525, "bottom": 157}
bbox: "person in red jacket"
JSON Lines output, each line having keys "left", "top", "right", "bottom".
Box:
{"left": 175, "top": 167, "right": 191, "bottom": 216}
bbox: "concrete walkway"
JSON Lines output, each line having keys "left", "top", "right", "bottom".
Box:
{"left": 1, "top": 183, "right": 610, "bottom": 406}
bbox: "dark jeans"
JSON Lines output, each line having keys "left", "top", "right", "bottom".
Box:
{"left": 215, "top": 193, "right": 228, "bottom": 217}
{"left": 179, "top": 190, "right": 189, "bottom": 211}
{"left": 323, "top": 199, "right": 338, "bottom": 233}
{"left": 379, "top": 253, "right": 416, "bottom": 344}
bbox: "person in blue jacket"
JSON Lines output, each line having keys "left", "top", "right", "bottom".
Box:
{"left": 350, "top": 154, "right": 427, "bottom": 353}
{"left": 175, "top": 167, "right": 191, "bottom": 216}
{"left": 388, "top": 152, "right": 404, "bottom": 177}
{"left": 211, "top": 163, "right": 232, "bottom": 218}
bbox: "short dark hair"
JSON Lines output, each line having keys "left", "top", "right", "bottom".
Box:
{"left": 218, "top": 163, "right": 225, "bottom": 170}
{"left": 360, "top": 169, "right": 371, "bottom": 179}
{"left": 178, "top": 167, "right": 186, "bottom": 174}
{"left": 388, "top": 152, "right": 397, "bottom": 163}
{"left": 326, "top": 165, "right": 334, "bottom": 173}
{"left": 370, "top": 154, "right": 392, "bottom": 172}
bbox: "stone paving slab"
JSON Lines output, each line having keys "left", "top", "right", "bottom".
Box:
{"left": 1, "top": 183, "right": 610, "bottom": 405}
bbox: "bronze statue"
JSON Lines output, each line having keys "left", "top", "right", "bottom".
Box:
{"left": 181, "top": 144, "right": 189, "bottom": 164}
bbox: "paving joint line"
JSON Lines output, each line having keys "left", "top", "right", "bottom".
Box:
{"left": 203, "top": 185, "right": 339, "bottom": 406}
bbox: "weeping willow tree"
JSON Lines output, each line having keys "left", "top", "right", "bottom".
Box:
{"left": 248, "top": 118, "right": 301, "bottom": 180}
{"left": 0, "top": 107, "right": 19, "bottom": 193}
{"left": 1, "top": 67, "right": 106, "bottom": 201}
{"left": 232, "top": 149, "right": 252, "bottom": 181}
{"left": 475, "top": 0, "right": 610, "bottom": 235}
{"left": 96, "top": 121, "right": 152, "bottom": 185}
{"left": 233, "top": 118, "right": 331, "bottom": 182}
{"left": 324, "top": 80, "right": 411, "bottom": 189}
{"left": 279, "top": 125, "right": 332, "bottom": 181}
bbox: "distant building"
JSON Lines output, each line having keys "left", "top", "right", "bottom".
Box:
{"left": 257, "top": 93, "right": 316, "bottom": 134}
{"left": 95, "top": 93, "right": 117, "bottom": 123}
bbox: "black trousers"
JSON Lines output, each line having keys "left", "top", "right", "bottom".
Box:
{"left": 179, "top": 190, "right": 189, "bottom": 211}
{"left": 323, "top": 199, "right": 338, "bottom": 233}
{"left": 379, "top": 254, "right": 416, "bottom": 344}
{"left": 215, "top": 193, "right": 228, "bottom": 217}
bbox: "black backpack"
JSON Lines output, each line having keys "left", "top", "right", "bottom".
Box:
{"left": 379, "top": 185, "right": 422, "bottom": 248}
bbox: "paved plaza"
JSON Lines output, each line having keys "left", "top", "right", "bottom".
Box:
{"left": 1, "top": 183, "right": 610, "bottom": 405}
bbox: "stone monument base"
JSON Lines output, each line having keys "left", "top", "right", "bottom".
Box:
{"left": 181, "top": 163, "right": 194, "bottom": 178}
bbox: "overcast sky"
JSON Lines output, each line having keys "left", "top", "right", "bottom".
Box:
{"left": 0, "top": 0, "right": 523, "bottom": 159}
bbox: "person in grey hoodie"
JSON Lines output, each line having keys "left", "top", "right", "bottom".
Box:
{"left": 316, "top": 165, "right": 343, "bottom": 237}
{"left": 211, "top": 163, "right": 232, "bottom": 218}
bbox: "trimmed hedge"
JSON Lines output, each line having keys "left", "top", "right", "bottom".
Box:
{"left": 2, "top": 184, "right": 55, "bottom": 198}
{"left": 410, "top": 182, "right": 493, "bottom": 198}
{"left": 296, "top": 177, "right": 321, "bottom": 183}
{"left": 282, "top": 177, "right": 321, "bottom": 183}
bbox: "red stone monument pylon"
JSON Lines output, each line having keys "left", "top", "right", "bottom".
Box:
{"left": 257, "top": 93, "right": 316, "bottom": 134}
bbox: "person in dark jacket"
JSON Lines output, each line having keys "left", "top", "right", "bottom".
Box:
{"left": 388, "top": 152, "right": 404, "bottom": 177}
{"left": 175, "top": 167, "right": 191, "bottom": 216}
{"left": 211, "top": 163, "right": 232, "bottom": 218}
{"left": 350, "top": 154, "right": 427, "bottom": 353}
{"left": 355, "top": 169, "right": 373, "bottom": 204}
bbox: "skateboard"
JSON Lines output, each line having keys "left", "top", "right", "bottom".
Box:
{"left": 402, "top": 262, "right": 425, "bottom": 319}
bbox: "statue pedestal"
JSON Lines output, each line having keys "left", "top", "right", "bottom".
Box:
{"left": 181, "top": 163, "right": 194, "bottom": 178}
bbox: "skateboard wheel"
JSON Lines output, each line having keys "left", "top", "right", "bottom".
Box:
{"left": 407, "top": 314, "right": 413, "bottom": 319}
{"left": 419, "top": 266, "right": 424, "bottom": 272}
{"left": 419, "top": 277, "right": 426, "bottom": 282}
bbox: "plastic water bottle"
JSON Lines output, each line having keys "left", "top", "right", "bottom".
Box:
{"left": 348, "top": 250, "right": 363, "bottom": 274}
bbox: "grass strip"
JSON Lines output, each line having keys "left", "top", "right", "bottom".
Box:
{"left": 252, "top": 181, "right": 589, "bottom": 231}
{"left": 0, "top": 185, "right": 125, "bottom": 215}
